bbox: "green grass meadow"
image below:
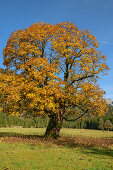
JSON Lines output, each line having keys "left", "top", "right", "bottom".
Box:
{"left": 0, "top": 128, "right": 113, "bottom": 170}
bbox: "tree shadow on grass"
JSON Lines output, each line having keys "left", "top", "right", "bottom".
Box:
{"left": 83, "top": 147, "right": 113, "bottom": 157}
{"left": 0, "top": 131, "right": 43, "bottom": 139}
{"left": 52, "top": 137, "right": 113, "bottom": 158}
{"left": 0, "top": 131, "right": 113, "bottom": 158}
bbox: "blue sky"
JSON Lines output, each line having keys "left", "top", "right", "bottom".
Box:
{"left": 0, "top": 0, "right": 113, "bottom": 99}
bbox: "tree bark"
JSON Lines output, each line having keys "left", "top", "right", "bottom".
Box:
{"left": 44, "top": 111, "right": 63, "bottom": 138}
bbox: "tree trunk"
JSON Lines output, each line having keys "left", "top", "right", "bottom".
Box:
{"left": 44, "top": 111, "right": 63, "bottom": 138}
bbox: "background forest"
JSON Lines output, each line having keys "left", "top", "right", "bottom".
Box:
{"left": 0, "top": 105, "right": 112, "bottom": 131}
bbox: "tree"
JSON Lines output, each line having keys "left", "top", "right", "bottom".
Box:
{"left": 0, "top": 22, "right": 109, "bottom": 138}
{"left": 99, "top": 118, "right": 105, "bottom": 131}
{"left": 104, "top": 120, "right": 113, "bottom": 131}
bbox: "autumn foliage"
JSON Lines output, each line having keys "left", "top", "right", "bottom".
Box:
{"left": 0, "top": 22, "right": 109, "bottom": 138}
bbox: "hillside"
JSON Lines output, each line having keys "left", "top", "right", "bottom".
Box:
{"left": 106, "top": 98, "right": 113, "bottom": 106}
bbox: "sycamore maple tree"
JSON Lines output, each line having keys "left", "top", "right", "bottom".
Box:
{"left": 0, "top": 22, "right": 109, "bottom": 138}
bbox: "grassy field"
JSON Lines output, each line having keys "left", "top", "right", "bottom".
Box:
{"left": 0, "top": 128, "right": 113, "bottom": 170}
{"left": 0, "top": 127, "right": 113, "bottom": 138}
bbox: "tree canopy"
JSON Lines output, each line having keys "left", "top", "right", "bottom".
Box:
{"left": 0, "top": 22, "right": 109, "bottom": 138}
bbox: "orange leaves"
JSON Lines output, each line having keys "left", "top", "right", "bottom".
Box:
{"left": 75, "top": 82, "right": 108, "bottom": 116}
{"left": 3, "top": 22, "right": 52, "bottom": 71}
{"left": 3, "top": 21, "right": 109, "bottom": 80}
{"left": 0, "top": 21, "right": 109, "bottom": 118}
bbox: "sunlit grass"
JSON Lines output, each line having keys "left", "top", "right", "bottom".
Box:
{"left": 60, "top": 128, "right": 113, "bottom": 138}
{"left": 0, "top": 127, "right": 46, "bottom": 136}
{"left": 0, "top": 127, "right": 112, "bottom": 138}
{"left": 0, "top": 140, "right": 112, "bottom": 170}
{"left": 0, "top": 128, "right": 113, "bottom": 169}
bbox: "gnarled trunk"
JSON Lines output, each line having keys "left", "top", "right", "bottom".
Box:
{"left": 45, "top": 111, "right": 63, "bottom": 138}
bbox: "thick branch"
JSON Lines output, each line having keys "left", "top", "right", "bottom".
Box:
{"left": 69, "top": 50, "right": 82, "bottom": 70}
{"left": 63, "top": 109, "right": 88, "bottom": 121}
{"left": 67, "top": 74, "right": 94, "bottom": 87}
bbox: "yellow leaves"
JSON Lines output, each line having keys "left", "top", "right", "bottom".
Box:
{"left": 3, "top": 23, "right": 52, "bottom": 70}
{"left": 82, "top": 66, "right": 89, "bottom": 72}
{"left": 0, "top": 21, "right": 109, "bottom": 119}
{"left": 47, "top": 102, "right": 55, "bottom": 110}
{"left": 74, "top": 82, "right": 108, "bottom": 116}
{"left": 27, "top": 93, "right": 35, "bottom": 99}
{"left": 3, "top": 21, "right": 109, "bottom": 81}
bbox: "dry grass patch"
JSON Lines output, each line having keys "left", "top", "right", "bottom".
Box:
{"left": 0, "top": 135, "right": 113, "bottom": 150}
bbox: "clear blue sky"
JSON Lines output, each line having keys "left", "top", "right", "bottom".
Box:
{"left": 0, "top": 0, "right": 113, "bottom": 99}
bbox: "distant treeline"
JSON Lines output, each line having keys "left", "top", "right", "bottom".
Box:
{"left": 0, "top": 112, "right": 49, "bottom": 128}
{"left": 0, "top": 106, "right": 113, "bottom": 131}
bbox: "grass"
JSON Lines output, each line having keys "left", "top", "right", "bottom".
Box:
{"left": 0, "top": 128, "right": 113, "bottom": 170}
{"left": 61, "top": 128, "right": 113, "bottom": 138}
{"left": 0, "top": 127, "right": 46, "bottom": 136}
{"left": 0, "top": 127, "right": 113, "bottom": 138}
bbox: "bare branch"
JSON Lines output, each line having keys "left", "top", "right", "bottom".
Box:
{"left": 67, "top": 74, "right": 94, "bottom": 87}
{"left": 63, "top": 109, "right": 88, "bottom": 121}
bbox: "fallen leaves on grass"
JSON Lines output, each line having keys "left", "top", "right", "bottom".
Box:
{"left": 0, "top": 136, "right": 113, "bottom": 149}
